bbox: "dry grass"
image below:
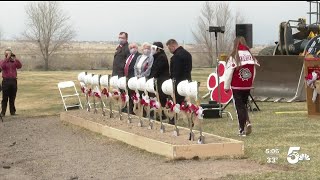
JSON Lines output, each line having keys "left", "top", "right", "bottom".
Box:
{"left": 11, "top": 68, "right": 320, "bottom": 179}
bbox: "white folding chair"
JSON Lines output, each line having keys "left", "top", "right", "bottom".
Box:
{"left": 58, "top": 81, "right": 83, "bottom": 111}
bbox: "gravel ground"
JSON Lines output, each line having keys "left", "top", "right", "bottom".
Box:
{"left": 0, "top": 116, "right": 275, "bottom": 180}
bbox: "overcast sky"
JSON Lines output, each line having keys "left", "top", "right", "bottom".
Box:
{"left": 0, "top": 1, "right": 312, "bottom": 45}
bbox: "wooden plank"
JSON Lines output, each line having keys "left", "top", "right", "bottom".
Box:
{"left": 173, "top": 142, "right": 244, "bottom": 159}
{"left": 102, "top": 126, "right": 174, "bottom": 158}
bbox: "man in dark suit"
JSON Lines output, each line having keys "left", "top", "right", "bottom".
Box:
{"left": 166, "top": 39, "right": 192, "bottom": 124}
{"left": 124, "top": 42, "right": 141, "bottom": 114}
{"left": 112, "top": 32, "right": 130, "bottom": 77}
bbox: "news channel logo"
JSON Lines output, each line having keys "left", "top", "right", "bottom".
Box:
{"left": 265, "top": 147, "right": 310, "bottom": 164}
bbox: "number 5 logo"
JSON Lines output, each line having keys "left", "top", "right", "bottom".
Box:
{"left": 287, "top": 147, "right": 300, "bottom": 164}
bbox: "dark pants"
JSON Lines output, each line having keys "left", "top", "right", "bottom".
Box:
{"left": 127, "top": 89, "right": 135, "bottom": 114}
{"left": 168, "top": 90, "right": 185, "bottom": 125}
{"left": 232, "top": 89, "right": 250, "bottom": 132}
{"left": 1, "top": 78, "right": 17, "bottom": 115}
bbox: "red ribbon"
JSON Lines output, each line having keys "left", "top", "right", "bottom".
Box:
{"left": 121, "top": 92, "right": 127, "bottom": 103}
{"left": 113, "top": 91, "right": 119, "bottom": 96}
{"left": 166, "top": 100, "right": 175, "bottom": 112}
{"left": 131, "top": 92, "right": 139, "bottom": 102}
{"left": 180, "top": 102, "right": 192, "bottom": 113}
{"left": 140, "top": 98, "right": 148, "bottom": 106}
{"left": 189, "top": 103, "right": 202, "bottom": 116}
{"left": 149, "top": 99, "right": 159, "bottom": 109}
{"left": 101, "top": 88, "right": 110, "bottom": 97}
{"left": 94, "top": 92, "right": 101, "bottom": 98}
{"left": 81, "top": 87, "right": 85, "bottom": 94}
{"left": 87, "top": 88, "right": 92, "bottom": 97}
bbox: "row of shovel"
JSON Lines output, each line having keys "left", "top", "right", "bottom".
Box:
{"left": 77, "top": 72, "right": 205, "bottom": 144}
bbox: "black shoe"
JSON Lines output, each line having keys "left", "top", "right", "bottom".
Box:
{"left": 11, "top": 113, "right": 17, "bottom": 116}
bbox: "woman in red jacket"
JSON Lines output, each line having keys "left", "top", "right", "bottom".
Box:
{"left": 224, "top": 37, "right": 259, "bottom": 136}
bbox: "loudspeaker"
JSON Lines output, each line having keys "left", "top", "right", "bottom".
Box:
{"left": 236, "top": 24, "right": 253, "bottom": 48}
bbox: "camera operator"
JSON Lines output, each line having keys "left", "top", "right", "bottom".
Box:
{"left": 0, "top": 49, "right": 22, "bottom": 116}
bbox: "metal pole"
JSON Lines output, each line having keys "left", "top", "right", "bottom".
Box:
{"left": 215, "top": 32, "right": 222, "bottom": 117}
{"left": 317, "top": 1, "right": 319, "bottom": 23}
{"left": 317, "top": 1, "right": 320, "bottom": 24}
{"left": 310, "top": 1, "right": 312, "bottom": 25}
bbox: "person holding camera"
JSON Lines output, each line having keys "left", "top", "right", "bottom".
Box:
{"left": 0, "top": 49, "right": 22, "bottom": 116}
{"left": 166, "top": 39, "right": 192, "bottom": 125}
{"left": 224, "top": 36, "right": 259, "bottom": 136}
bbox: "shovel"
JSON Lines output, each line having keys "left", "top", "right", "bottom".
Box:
{"left": 155, "top": 79, "right": 165, "bottom": 133}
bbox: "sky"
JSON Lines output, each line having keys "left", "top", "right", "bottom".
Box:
{"left": 0, "top": 1, "right": 313, "bottom": 45}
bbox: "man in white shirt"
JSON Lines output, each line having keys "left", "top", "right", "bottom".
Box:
{"left": 124, "top": 43, "right": 141, "bottom": 79}
{"left": 124, "top": 43, "right": 141, "bottom": 114}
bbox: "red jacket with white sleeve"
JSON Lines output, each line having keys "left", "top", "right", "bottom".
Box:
{"left": 224, "top": 44, "right": 259, "bottom": 90}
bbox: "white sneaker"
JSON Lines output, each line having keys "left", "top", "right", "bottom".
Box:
{"left": 238, "top": 131, "right": 246, "bottom": 137}
{"left": 246, "top": 124, "right": 252, "bottom": 135}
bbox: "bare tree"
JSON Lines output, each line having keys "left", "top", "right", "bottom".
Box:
{"left": 192, "top": 1, "right": 245, "bottom": 67}
{"left": 23, "top": 1, "right": 76, "bottom": 70}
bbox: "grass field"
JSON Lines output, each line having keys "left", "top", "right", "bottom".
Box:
{"left": 13, "top": 68, "right": 320, "bottom": 179}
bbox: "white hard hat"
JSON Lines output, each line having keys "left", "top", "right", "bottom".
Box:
{"left": 77, "top": 72, "right": 87, "bottom": 83}
{"left": 84, "top": 73, "right": 93, "bottom": 85}
{"left": 117, "top": 76, "right": 127, "bottom": 90}
{"left": 128, "top": 77, "right": 138, "bottom": 91}
{"left": 109, "top": 75, "right": 119, "bottom": 89}
{"left": 100, "top": 75, "right": 109, "bottom": 87}
{"left": 137, "top": 77, "right": 146, "bottom": 91}
{"left": 161, "top": 79, "right": 173, "bottom": 96}
{"left": 187, "top": 81, "right": 198, "bottom": 98}
{"left": 91, "top": 74, "right": 100, "bottom": 86}
{"left": 146, "top": 78, "right": 155, "bottom": 93}
{"left": 177, "top": 80, "right": 189, "bottom": 97}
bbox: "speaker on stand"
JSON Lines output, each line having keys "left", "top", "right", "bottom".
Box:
{"left": 236, "top": 24, "right": 253, "bottom": 48}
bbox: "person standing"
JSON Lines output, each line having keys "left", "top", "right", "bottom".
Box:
{"left": 0, "top": 49, "right": 22, "bottom": 116}
{"left": 149, "top": 42, "right": 170, "bottom": 119}
{"left": 134, "top": 42, "right": 154, "bottom": 78}
{"left": 112, "top": 32, "right": 130, "bottom": 77}
{"left": 124, "top": 42, "right": 141, "bottom": 114}
{"left": 133, "top": 42, "right": 154, "bottom": 117}
{"left": 166, "top": 39, "right": 192, "bottom": 124}
{"left": 224, "top": 36, "right": 260, "bottom": 136}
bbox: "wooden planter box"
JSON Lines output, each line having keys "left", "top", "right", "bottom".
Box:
{"left": 60, "top": 110, "right": 244, "bottom": 159}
